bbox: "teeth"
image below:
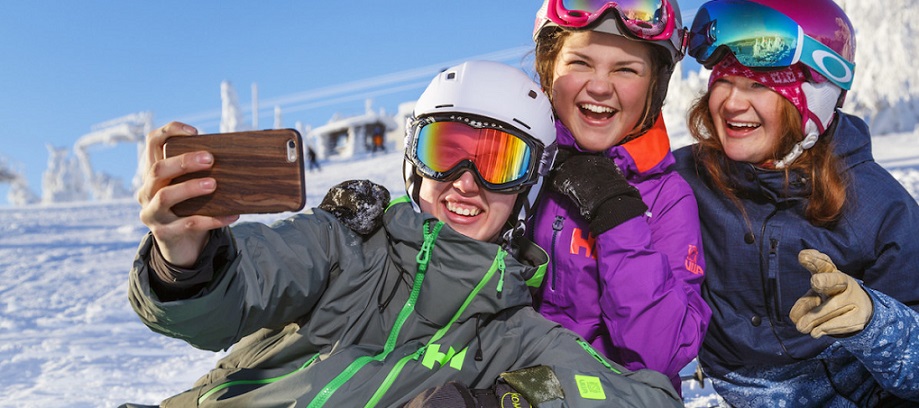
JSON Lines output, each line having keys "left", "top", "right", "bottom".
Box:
{"left": 579, "top": 103, "right": 614, "bottom": 114}
{"left": 728, "top": 121, "right": 759, "bottom": 128}
{"left": 447, "top": 201, "right": 481, "bottom": 216}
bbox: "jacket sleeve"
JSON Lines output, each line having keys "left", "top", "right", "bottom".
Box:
{"left": 854, "top": 165, "right": 919, "bottom": 312}
{"left": 511, "top": 309, "right": 683, "bottom": 408}
{"left": 128, "top": 210, "right": 347, "bottom": 351}
{"left": 594, "top": 177, "right": 711, "bottom": 380}
{"left": 837, "top": 169, "right": 919, "bottom": 400}
{"left": 837, "top": 288, "right": 919, "bottom": 400}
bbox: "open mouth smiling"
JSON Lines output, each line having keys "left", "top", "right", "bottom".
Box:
{"left": 446, "top": 201, "right": 482, "bottom": 217}
{"left": 579, "top": 103, "right": 616, "bottom": 120}
{"left": 726, "top": 120, "right": 761, "bottom": 130}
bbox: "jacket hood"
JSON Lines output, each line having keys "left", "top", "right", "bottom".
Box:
{"left": 383, "top": 201, "right": 546, "bottom": 327}
{"left": 830, "top": 111, "right": 874, "bottom": 171}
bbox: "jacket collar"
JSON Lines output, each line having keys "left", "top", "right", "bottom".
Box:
{"left": 830, "top": 111, "right": 874, "bottom": 171}
{"left": 382, "top": 202, "right": 544, "bottom": 326}
{"left": 555, "top": 115, "right": 673, "bottom": 179}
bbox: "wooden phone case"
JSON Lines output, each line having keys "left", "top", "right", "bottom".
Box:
{"left": 163, "top": 129, "right": 306, "bottom": 216}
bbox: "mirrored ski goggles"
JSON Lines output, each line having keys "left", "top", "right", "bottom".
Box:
{"left": 688, "top": 0, "right": 855, "bottom": 90}
{"left": 546, "top": 0, "right": 677, "bottom": 41}
{"left": 407, "top": 115, "right": 541, "bottom": 192}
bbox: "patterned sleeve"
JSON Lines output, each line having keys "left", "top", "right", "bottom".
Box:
{"left": 838, "top": 287, "right": 919, "bottom": 400}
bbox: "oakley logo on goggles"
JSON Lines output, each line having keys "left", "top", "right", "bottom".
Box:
{"left": 688, "top": 0, "right": 854, "bottom": 90}
{"left": 408, "top": 115, "right": 542, "bottom": 192}
{"left": 547, "top": 0, "right": 678, "bottom": 41}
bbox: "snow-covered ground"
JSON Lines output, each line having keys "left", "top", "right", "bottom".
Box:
{"left": 3, "top": 127, "right": 919, "bottom": 407}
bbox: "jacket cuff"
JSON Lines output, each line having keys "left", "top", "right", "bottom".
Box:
{"left": 148, "top": 228, "right": 233, "bottom": 300}
{"left": 835, "top": 286, "right": 890, "bottom": 351}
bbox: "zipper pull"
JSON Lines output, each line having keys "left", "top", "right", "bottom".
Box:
{"left": 552, "top": 216, "right": 564, "bottom": 232}
{"left": 416, "top": 221, "right": 444, "bottom": 274}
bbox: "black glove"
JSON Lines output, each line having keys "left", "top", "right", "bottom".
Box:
{"left": 319, "top": 179, "right": 390, "bottom": 238}
{"left": 548, "top": 148, "right": 647, "bottom": 235}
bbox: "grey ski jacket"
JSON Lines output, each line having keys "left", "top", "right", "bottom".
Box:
{"left": 128, "top": 199, "right": 681, "bottom": 407}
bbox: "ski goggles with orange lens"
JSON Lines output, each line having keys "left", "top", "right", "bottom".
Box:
{"left": 546, "top": 0, "right": 678, "bottom": 41}
{"left": 407, "top": 115, "right": 542, "bottom": 192}
{"left": 688, "top": 0, "right": 855, "bottom": 90}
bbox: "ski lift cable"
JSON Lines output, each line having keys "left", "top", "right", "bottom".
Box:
{"left": 176, "top": 46, "right": 531, "bottom": 125}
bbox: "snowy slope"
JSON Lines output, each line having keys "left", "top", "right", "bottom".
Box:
{"left": 3, "top": 132, "right": 919, "bottom": 407}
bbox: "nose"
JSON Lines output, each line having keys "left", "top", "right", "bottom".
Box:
{"left": 585, "top": 76, "right": 614, "bottom": 97}
{"left": 721, "top": 85, "right": 751, "bottom": 112}
{"left": 452, "top": 170, "right": 480, "bottom": 194}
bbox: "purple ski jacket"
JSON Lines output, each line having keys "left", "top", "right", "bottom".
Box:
{"left": 530, "top": 116, "right": 711, "bottom": 392}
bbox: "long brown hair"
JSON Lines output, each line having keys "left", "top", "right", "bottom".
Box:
{"left": 534, "top": 28, "right": 668, "bottom": 141}
{"left": 687, "top": 92, "right": 847, "bottom": 227}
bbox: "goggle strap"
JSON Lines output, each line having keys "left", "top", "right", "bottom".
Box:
{"left": 798, "top": 35, "right": 855, "bottom": 90}
{"left": 538, "top": 143, "right": 558, "bottom": 178}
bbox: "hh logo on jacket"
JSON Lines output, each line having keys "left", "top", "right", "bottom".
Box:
{"left": 570, "top": 228, "right": 596, "bottom": 259}
{"left": 421, "top": 344, "right": 467, "bottom": 371}
{"left": 685, "top": 244, "right": 704, "bottom": 275}
{"left": 569, "top": 228, "right": 706, "bottom": 276}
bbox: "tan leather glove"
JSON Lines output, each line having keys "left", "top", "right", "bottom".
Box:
{"left": 789, "top": 249, "right": 873, "bottom": 338}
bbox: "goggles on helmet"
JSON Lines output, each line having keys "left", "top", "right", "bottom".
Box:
{"left": 406, "top": 114, "right": 543, "bottom": 193}
{"left": 545, "top": 0, "right": 678, "bottom": 41}
{"left": 688, "top": 0, "right": 855, "bottom": 90}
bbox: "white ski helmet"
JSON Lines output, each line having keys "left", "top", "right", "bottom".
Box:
{"left": 404, "top": 60, "right": 557, "bottom": 241}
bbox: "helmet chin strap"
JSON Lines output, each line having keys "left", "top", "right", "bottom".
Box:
{"left": 773, "top": 131, "right": 819, "bottom": 169}
{"left": 403, "top": 159, "right": 423, "bottom": 213}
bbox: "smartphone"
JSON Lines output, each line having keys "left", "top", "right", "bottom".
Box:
{"left": 163, "top": 128, "right": 306, "bottom": 217}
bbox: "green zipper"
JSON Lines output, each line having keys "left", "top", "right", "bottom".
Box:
{"left": 363, "top": 246, "right": 508, "bottom": 407}
{"left": 306, "top": 221, "right": 444, "bottom": 408}
{"left": 577, "top": 339, "right": 622, "bottom": 374}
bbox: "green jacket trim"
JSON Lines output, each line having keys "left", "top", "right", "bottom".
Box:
{"left": 364, "top": 245, "right": 509, "bottom": 407}
{"left": 307, "top": 221, "right": 444, "bottom": 408}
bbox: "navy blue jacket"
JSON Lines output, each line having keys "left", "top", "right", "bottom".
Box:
{"left": 674, "top": 113, "right": 919, "bottom": 406}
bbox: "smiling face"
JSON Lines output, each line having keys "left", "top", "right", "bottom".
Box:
{"left": 417, "top": 171, "right": 517, "bottom": 242}
{"left": 550, "top": 31, "right": 654, "bottom": 152}
{"left": 708, "top": 75, "right": 787, "bottom": 164}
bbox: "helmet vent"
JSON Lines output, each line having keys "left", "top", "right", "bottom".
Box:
{"left": 435, "top": 104, "right": 454, "bottom": 109}
{"left": 513, "top": 118, "right": 531, "bottom": 130}
{"left": 528, "top": 90, "right": 538, "bottom": 99}
{"left": 446, "top": 72, "right": 456, "bottom": 80}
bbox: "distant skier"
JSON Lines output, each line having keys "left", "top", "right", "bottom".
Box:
{"left": 307, "top": 145, "right": 321, "bottom": 172}
{"left": 370, "top": 128, "right": 385, "bottom": 155}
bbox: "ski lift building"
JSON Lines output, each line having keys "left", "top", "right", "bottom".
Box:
{"left": 307, "top": 101, "right": 399, "bottom": 160}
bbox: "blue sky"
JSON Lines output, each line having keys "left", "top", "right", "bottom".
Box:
{"left": 0, "top": 1, "right": 703, "bottom": 205}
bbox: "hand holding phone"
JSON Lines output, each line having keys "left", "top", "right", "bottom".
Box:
{"left": 163, "top": 129, "right": 306, "bottom": 216}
